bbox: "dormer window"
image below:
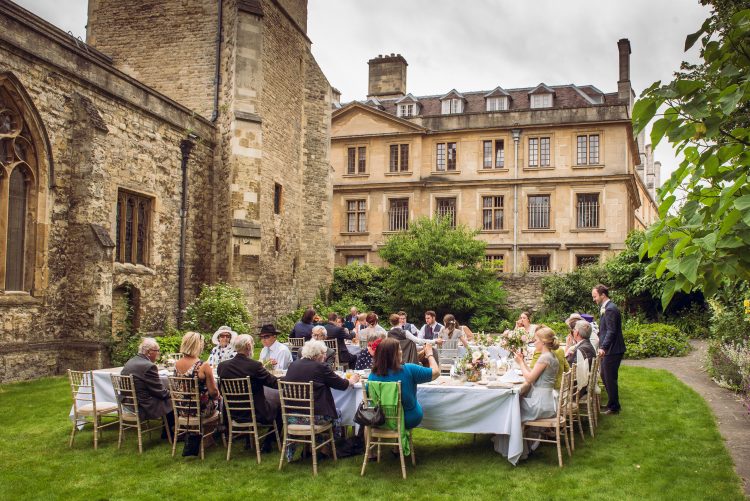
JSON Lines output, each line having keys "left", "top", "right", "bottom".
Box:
{"left": 439, "top": 90, "right": 465, "bottom": 114}
{"left": 441, "top": 98, "right": 464, "bottom": 114}
{"left": 398, "top": 104, "right": 415, "bottom": 117}
{"left": 395, "top": 93, "right": 420, "bottom": 118}
{"left": 530, "top": 93, "right": 553, "bottom": 108}
{"left": 486, "top": 97, "right": 508, "bottom": 111}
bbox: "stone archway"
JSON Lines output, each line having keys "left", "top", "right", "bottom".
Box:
{"left": 111, "top": 283, "right": 140, "bottom": 341}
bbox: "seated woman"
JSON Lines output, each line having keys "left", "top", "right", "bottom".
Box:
{"left": 515, "top": 327, "right": 560, "bottom": 422}
{"left": 282, "top": 340, "right": 360, "bottom": 461}
{"left": 354, "top": 331, "right": 385, "bottom": 370}
{"left": 367, "top": 338, "right": 439, "bottom": 429}
{"left": 517, "top": 311, "right": 538, "bottom": 338}
{"left": 175, "top": 331, "right": 220, "bottom": 418}
{"left": 290, "top": 308, "right": 316, "bottom": 341}
{"left": 359, "top": 312, "right": 387, "bottom": 338}
{"left": 530, "top": 323, "right": 569, "bottom": 390}
{"left": 207, "top": 326, "right": 237, "bottom": 367}
{"left": 311, "top": 325, "right": 337, "bottom": 368}
{"left": 353, "top": 313, "right": 368, "bottom": 336}
{"left": 439, "top": 314, "right": 470, "bottom": 348}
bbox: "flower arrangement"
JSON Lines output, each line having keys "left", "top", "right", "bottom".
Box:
{"left": 455, "top": 348, "right": 490, "bottom": 382}
{"left": 474, "top": 331, "right": 499, "bottom": 347}
{"left": 499, "top": 328, "right": 529, "bottom": 354}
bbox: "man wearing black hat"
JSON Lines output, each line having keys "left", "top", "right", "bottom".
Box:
{"left": 258, "top": 324, "right": 293, "bottom": 370}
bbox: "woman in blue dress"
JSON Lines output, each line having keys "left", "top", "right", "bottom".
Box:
{"left": 367, "top": 337, "right": 439, "bottom": 429}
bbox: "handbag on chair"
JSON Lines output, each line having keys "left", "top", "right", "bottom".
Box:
{"left": 354, "top": 401, "right": 385, "bottom": 427}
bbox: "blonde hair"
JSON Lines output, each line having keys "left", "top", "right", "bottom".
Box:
{"left": 535, "top": 327, "right": 560, "bottom": 351}
{"left": 180, "top": 331, "right": 205, "bottom": 358}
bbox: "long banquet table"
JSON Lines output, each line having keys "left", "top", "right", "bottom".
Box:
{"left": 70, "top": 368, "right": 524, "bottom": 465}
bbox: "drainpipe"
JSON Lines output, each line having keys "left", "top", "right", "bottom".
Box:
{"left": 210, "top": 0, "right": 223, "bottom": 122}
{"left": 511, "top": 127, "right": 521, "bottom": 274}
{"left": 177, "top": 138, "right": 195, "bottom": 328}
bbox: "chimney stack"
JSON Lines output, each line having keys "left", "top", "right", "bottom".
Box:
{"left": 367, "top": 53, "right": 407, "bottom": 100}
{"left": 617, "top": 38, "right": 633, "bottom": 106}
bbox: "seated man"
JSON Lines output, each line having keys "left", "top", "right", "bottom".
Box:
{"left": 311, "top": 325, "right": 337, "bottom": 368}
{"left": 258, "top": 324, "right": 293, "bottom": 370}
{"left": 386, "top": 313, "right": 419, "bottom": 364}
{"left": 217, "top": 334, "right": 281, "bottom": 451}
{"left": 121, "top": 337, "right": 174, "bottom": 437}
{"left": 324, "top": 312, "right": 357, "bottom": 369}
{"left": 565, "top": 320, "right": 596, "bottom": 367}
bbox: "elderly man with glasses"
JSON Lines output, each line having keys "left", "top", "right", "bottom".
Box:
{"left": 122, "top": 337, "right": 174, "bottom": 437}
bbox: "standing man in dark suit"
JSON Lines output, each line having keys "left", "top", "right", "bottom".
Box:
{"left": 121, "top": 337, "right": 174, "bottom": 437}
{"left": 592, "top": 284, "right": 625, "bottom": 414}
{"left": 217, "top": 334, "right": 281, "bottom": 452}
{"left": 324, "top": 311, "right": 357, "bottom": 369}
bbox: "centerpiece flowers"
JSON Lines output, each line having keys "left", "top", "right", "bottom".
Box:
{"left": 499, "top": 328, "right": 528, "bottom": 354}
{"left": 474, "top": 331, "right": 500, "bottom": 347}
{"left": 454, "top": 348, "right": 490, "bottom": 382}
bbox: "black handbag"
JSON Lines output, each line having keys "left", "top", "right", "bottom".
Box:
{"left": 354, "top": 401, "right": 385, "bottom": 427}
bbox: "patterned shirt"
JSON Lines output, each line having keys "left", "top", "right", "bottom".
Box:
{"left": 208, "top": 345, "right": 236, "bottom": 367}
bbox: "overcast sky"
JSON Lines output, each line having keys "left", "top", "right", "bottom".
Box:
{"left": 14, "top": 0, "right": 711, "bottom": 185}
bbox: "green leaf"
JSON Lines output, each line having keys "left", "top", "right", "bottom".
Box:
{"left": 658, "top": 195, "right": 676, "bottom": 218}
{"left": 650, "top": 118, "right": 672, "bottom": 148}
{"left": 684, "top": 19, "right": 710, "bottom": 51}
{"left": 734, "top": 194, "right": 750, "bottom": 211}
{"left": 661, "top": 280, "right": 676, "bottom": 310}
{"left": 632, "top": 99, "right": 659, "bottom": 134}
{"left": 719, "top": 209, "right": 742, "bottom": 236}
{"left": 719, "top": 85, "right": 743, "bottom": 115}
{"left": 648, "top": 234, "right": 669, "bottom": 258}
{"left": 675, "top": 80, "right": 703, "bottom": 96}
{"left": 678, "top": 254, "right": 700, "bottom": 284}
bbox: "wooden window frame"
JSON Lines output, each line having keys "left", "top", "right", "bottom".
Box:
{"left": 116, "top": 189, "right": 153, "bottom": 266}
{"left": 345, "top": 199, "right": 367, "bottom": 233}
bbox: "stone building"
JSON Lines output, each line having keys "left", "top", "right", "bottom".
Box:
{"left": 0, "top": 0, "right": 333, "bottom": 383}
{"left": 331, "top": 41, "right": 658, "bottom": 278}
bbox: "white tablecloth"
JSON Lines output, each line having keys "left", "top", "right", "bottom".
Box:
{"left": 70, "top": 368, "right": 524, "bottom": 465}
{"left": 332, "top": 376, "right": 523, "bottom": 465}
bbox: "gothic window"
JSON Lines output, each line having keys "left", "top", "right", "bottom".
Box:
{"left": 0, "top": 75, "right": 46, "bottom": 294}
{"left": 116, "top": 190, "right": 152, "bottom": 266}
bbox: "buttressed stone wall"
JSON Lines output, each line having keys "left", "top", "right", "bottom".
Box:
{"left": 0, "top": 0, "right": 333, "bottom": 382}
{"left": 0, "top": 2, "right": 215, "bottom": 382}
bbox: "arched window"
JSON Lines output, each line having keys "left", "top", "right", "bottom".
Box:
{"left": 6, "top": 167, "right": 28, "bottom": 290}
{"left": 0, "top": 73, "right": 50, "bottom": 295}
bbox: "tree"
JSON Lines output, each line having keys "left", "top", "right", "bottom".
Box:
{"left": 632, "top": 5, "right": 750, "bottom": 307}
{"left": 377, "top": 216, "right": 506, "bottom": 322}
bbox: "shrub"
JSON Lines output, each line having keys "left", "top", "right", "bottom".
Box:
{"left": 623, "top": 323, "right": 691, "bottom": 359}
{"left": 541, "top": 264, "right": 606, "bottom": 316}
{"left": 184, "top": 283, "right": 253, "bottom": 335}
{"left": 328, "top": 263, "right": 390, "bottom": 313}
{"left": 665, "top": 303, "right": 711, "bottom": 339}
{"left": 706, "top": 340, "right": 746, "bottom": 391}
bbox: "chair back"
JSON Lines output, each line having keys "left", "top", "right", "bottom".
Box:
{"left": 111, "top": 374, "right": 139, "bottom": 419}
{"left": 164, "top": 352, "right": 184, "bottom": 361}
{"left": 323, "top": 339, "right": 341, "bottom": 368}
{"left": 278, "top": 380, "right": 315, "bottom": 424}
{"left": 220, "top": 377, "right": 257, "bottom": 424}
{"left": 68, "top": 369, "right": 96, "bottom": 414}
{"left": 557, "top": 370, "right": 572, "bottom": 421}
{"left": 437, "top": 339, "right": 459, "bottom": 362}
{"left": 362, "top": 381, "right": 403, "bottom": 432}
{"left": 167, "top": 376, "right": 201, "bottom": 418}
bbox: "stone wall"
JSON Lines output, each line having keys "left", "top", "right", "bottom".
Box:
{"left": 0, "top": 2, "right": 215, "bottom": 383}
{"left": 86, "top": 0, "right": 219, "bottom": 119}
{"left": 500, "top": 274, "right": 546, "bottom": 313}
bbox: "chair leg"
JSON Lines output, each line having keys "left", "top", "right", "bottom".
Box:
{"left": 361, "top": 429, "right": 370, "bottom": 477}
{"left": 200, "top": 430, "right": 205, "bottom": 460}
{"left": 117, "top": 420, "right": 124, "bottom": 450}
{"left": 171, "top": 426, "right": 179, "bottom": 457}
{"left": 311, "top": 432, "right": 318, "bottom": 476}
{"left": 226, "top": 428, "right": 233, "bottom": 461}
{"left": 69, "top": 420, "right": 78, "bottom": 448}
{"left": 93, "top": 416, "right": 99, "bottom": 450}
{"left": 576, "top": 407, "right": 586, "bottom": 441}
{"left": 399, "top": 436, "right": 407, "bottom": 480}
{"left": 274, "top": 424, "right": 281, "bottom": 450}
{"left": 137, "top": 422, "right": 144, "bottom": 454}
{"left": 568, "top": 409, "right": 575, "bottom": 452}
{"left": 555, "top": 425, "right": 563, "bottom": 468}
{"left": 330, "top": 428, "right": 338, "bottom": 462}
{"left": 254, "top": 429, "right": 262, "bottom": 464}
{"left": 164, "top": 416, "right": 172, "bottom": 444}
{"left": 377, "top": 443, "right": 381, "bottom": 463}
{"left": 563, "top": 423, "right": 572, "bottom": 458}
{"left": 278, "top": 434, "right": 288, "bottom": 471}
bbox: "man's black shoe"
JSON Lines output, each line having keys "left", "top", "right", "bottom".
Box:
{"left": 603, "top": 408, "right": 620, "bottom": 415}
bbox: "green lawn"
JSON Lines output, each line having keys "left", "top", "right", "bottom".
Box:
{"left": 0, "top": 366, "right": 743, "bottom": 501}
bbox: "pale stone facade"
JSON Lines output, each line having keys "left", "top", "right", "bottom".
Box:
{"left": 0, "top": 0, "right": 333, "bottom": 382}
{"left": 331, "top": 41, "right": 658, "bottom": 280}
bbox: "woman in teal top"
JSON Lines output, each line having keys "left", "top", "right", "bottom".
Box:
{"left": 368, "top": 338, "right": 440, "bottom": 429}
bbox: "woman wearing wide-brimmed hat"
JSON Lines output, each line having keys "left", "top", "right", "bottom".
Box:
{"left": 208, "top": 326, "right": 237, "bottom": 367}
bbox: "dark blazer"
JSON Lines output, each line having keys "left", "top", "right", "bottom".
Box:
{"left": 598, "top": 300, "right": 625, "bottom": 355}
{"left": 566, "top": 338, "right": 596, "bottom": 366}
{"left": 290, "top": 321, "right": 314, "bottom": 341}
{"left": 121, "top": 354, "right": 171, "bottom": 420}
{"left": 324, "top": 322, "right": 356, "bottom": 364}
{"left": 282, "top": 357, "right": 349, "bottom": 418}
{"left": 388, "top": 327, "right": 419, "bottom": 364}
{"left": 217, "top": 353, "right": 279, "bottom": 424}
